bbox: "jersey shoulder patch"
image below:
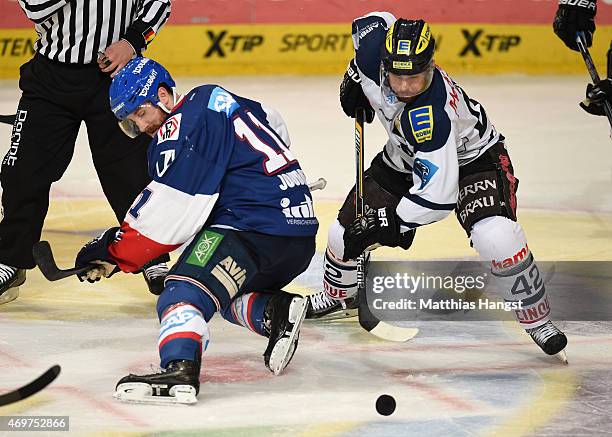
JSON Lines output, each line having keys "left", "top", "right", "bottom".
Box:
{"left": 206, "top": 86, "right": 240, "bottom": 117}
{"left": 352, "top": 12, "right": 395, "bottom": 84}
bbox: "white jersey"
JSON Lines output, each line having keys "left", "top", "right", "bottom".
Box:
{"left": 352, "top": 12, "right": 503, "bottom": 229}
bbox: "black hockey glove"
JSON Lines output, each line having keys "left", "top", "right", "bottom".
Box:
{"left": 553, "top": 0, "right": 596, "bottom": 51}
{"left": 580, "top": 78, "right": 612, "bottom": 115}
{"left": 75, "top": 227, "right": 121, "bottom": 283}
{"left": 343, "top": 206, "right": 404, "bottom": 261}
{"left": 340, "top": 59, "right": 375, "bottom": 123}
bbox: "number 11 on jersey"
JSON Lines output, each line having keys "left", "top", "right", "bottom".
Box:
{"left": 233, "top": 110, "right": 296, "bottom": 175}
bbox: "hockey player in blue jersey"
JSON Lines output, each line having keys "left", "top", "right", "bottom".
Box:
{"left": 74, "top": 57, "right": 318, "bottom": 404}
{"left": 307, "top": 14, "right": 568, "bottom": 362}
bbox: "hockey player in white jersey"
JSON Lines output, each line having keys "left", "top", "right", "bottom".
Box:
{"left": 307, "top": 13, "right": 568, "bottom": 360}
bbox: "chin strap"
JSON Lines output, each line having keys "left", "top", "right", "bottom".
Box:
{"left": 157, "top": 87, "right": 182, "bottom": 114}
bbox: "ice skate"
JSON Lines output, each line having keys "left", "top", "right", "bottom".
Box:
{"left": 527, "top": 321, "right": 568, "bottom": 364}
{"left": 0, "top": 265, "right": 26, "bottom": 305}
{"left": 263, "top": 293, "right": 308, "bottom": 375}
{"left": 114, "top": 360, "right": 200, "bottom": 405}
{"left": 306, "top": 290, "right": 358, "bottom": 320}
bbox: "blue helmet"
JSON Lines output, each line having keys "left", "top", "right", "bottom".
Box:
{"left": 109, "top": 57, "right": 176, "bottom": 121}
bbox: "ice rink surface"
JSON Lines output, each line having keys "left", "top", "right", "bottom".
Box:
{"left": 1, "top": 74, "right": 612, "bottom": 436}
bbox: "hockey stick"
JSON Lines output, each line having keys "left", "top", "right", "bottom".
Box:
{"left": 0, "top": 365, "right": 61, "bottom": 406}
{"left": 31, "top": 176, "right": 326, "bottom": 283}
{"left": 307, "top": 177, "right": 327, "bottom": 192}
{"left": 576, "top": 32, "right": 612, "bottom": 129}
{"left": 32, "top": 241, "right": 94, "bottom": 281}
{"left": 32, "top": 176, "right": 328, "bottom": 283}
{"left": 0, "top": 114, "right": 16, "bottom": 125}
{"left": 354, "top": 108, "right": 418, "bottom": 342}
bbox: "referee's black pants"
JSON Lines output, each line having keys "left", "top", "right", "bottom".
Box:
{"left": 0, "top": 54, "right": 150, "bottom": 269}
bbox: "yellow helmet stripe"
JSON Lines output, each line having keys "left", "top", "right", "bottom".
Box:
{"left": 415, "top": 23, "right": 431, "bottom": 55}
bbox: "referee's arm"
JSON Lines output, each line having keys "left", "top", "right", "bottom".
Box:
{"left": 123, "top": 0, "right": 172, "bottom": 55}
{"left": 17, "top": 0, "right": 70, "bottom": 24}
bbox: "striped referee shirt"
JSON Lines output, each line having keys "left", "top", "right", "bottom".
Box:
{"left": 17, "top": 0, "right": 171, "bottom": 64}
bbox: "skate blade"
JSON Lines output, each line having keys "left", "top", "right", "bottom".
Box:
{"left": 0, "top": 287, "right": 19, "bottom": 305}
{"left": 307, "top": 308, "right": 358, "bottom": 322}
{"left": 113, "top": 383, "right": 197, "bottom": 405}
{"left": 269, "top": 297, "right": 308, "bottom": 376}
{"left": 555, "top": 349, "right": 568, "bottom": 365}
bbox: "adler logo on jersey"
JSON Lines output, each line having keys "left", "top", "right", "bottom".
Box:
{"left": 157, "top": 113, "right": 181, "bottom": 144}
{"left": 207, "top": 87, "right": 239, "bottom": 117}
{"left": 409, "top": 106, "right": 434, "bottom": 143}
{"left": 413, "top": 158, "right": 439, "bottom": 190}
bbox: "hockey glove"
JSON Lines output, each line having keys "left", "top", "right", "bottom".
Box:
{"left": 343, "top": 206, "right": 403, "bottom": 261}
{"left": 580, "top": 78, "right": 612, "bottom": 115}
{"left": 75, "top": 227, "right": 121, "bottom": 283}
{"left": 340, "top": 59, "right": 375, "bottom": 123}
{"left": 553, "top": 0, "right": 596, "bottom": 51}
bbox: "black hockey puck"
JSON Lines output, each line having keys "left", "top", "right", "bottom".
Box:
{"left": 375, "top": 394, "right": 396, "bottom": 416}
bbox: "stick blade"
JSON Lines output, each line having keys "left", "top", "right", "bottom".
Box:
{"left": 0, "top": 114, "right": 16, "bottom": 125}
{"left": 32, "top": 241, "right": 89, "bottom": 281}
{"left": 357, "top": 286, "right": 418, "bottom": 342}
{"left": 0, "top": 365, "right": 61, "bottom": 406}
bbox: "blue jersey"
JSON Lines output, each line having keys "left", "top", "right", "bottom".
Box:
{"left": 109, "top": 85, "right": 318, "bottom": 272}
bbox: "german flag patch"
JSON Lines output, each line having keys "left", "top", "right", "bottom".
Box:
{"left": 143, "top": 27, "right": 155, "bottom": 44}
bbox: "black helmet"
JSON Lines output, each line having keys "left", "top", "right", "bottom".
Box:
{"left": 381, "top": 19, "right": 435, "bottom": 75}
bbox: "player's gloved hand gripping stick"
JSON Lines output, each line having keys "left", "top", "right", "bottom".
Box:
{"left": 576, "top": 31, "right": 612, "bottom": 132}
{"left": 354, "top": 108, "right": 418, "bottom": 342}
{"left": 32, "top": 241, "right": 99, "bottom": 281}
{"left": 32, "top": 179, "right": 328, "bottom": 282}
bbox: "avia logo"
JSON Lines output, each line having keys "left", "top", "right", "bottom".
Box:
{"left": 212, "top": 256, "right": 247, "bottom": 297}
{"left": 156, "top": 149, "right": 176, "bottom": 177}
{"left": 204, "top": 30, "right": 264, "bottom": 58}
{"left": 460, "top": 29, "right": 521, "bottom": 57}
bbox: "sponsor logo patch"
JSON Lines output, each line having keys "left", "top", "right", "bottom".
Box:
{"left": 186, "top": 230, "right": 224, "bottom": 267}
{"left": 392, "top": 60, "right": 412, "bottom": 70}
{"left": 207, "top": 87, "right": 239, "bottom": 116}
{"left": 280, "top": 194, "right": 318, "bottom": 225}
{"left": 397, "top": 39, "right": 411, "bottom": 55}
{"left": 211, "top": 256, "right": 247, "bottom": 297}
{"left": 157, "top": 113, "right": 181, "bottom": 144}
{"left": 413, "top": 158, "right": 439, "bottom": 190}
{"left": 408, "top": 105, "right": 434, "bottom": 143}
